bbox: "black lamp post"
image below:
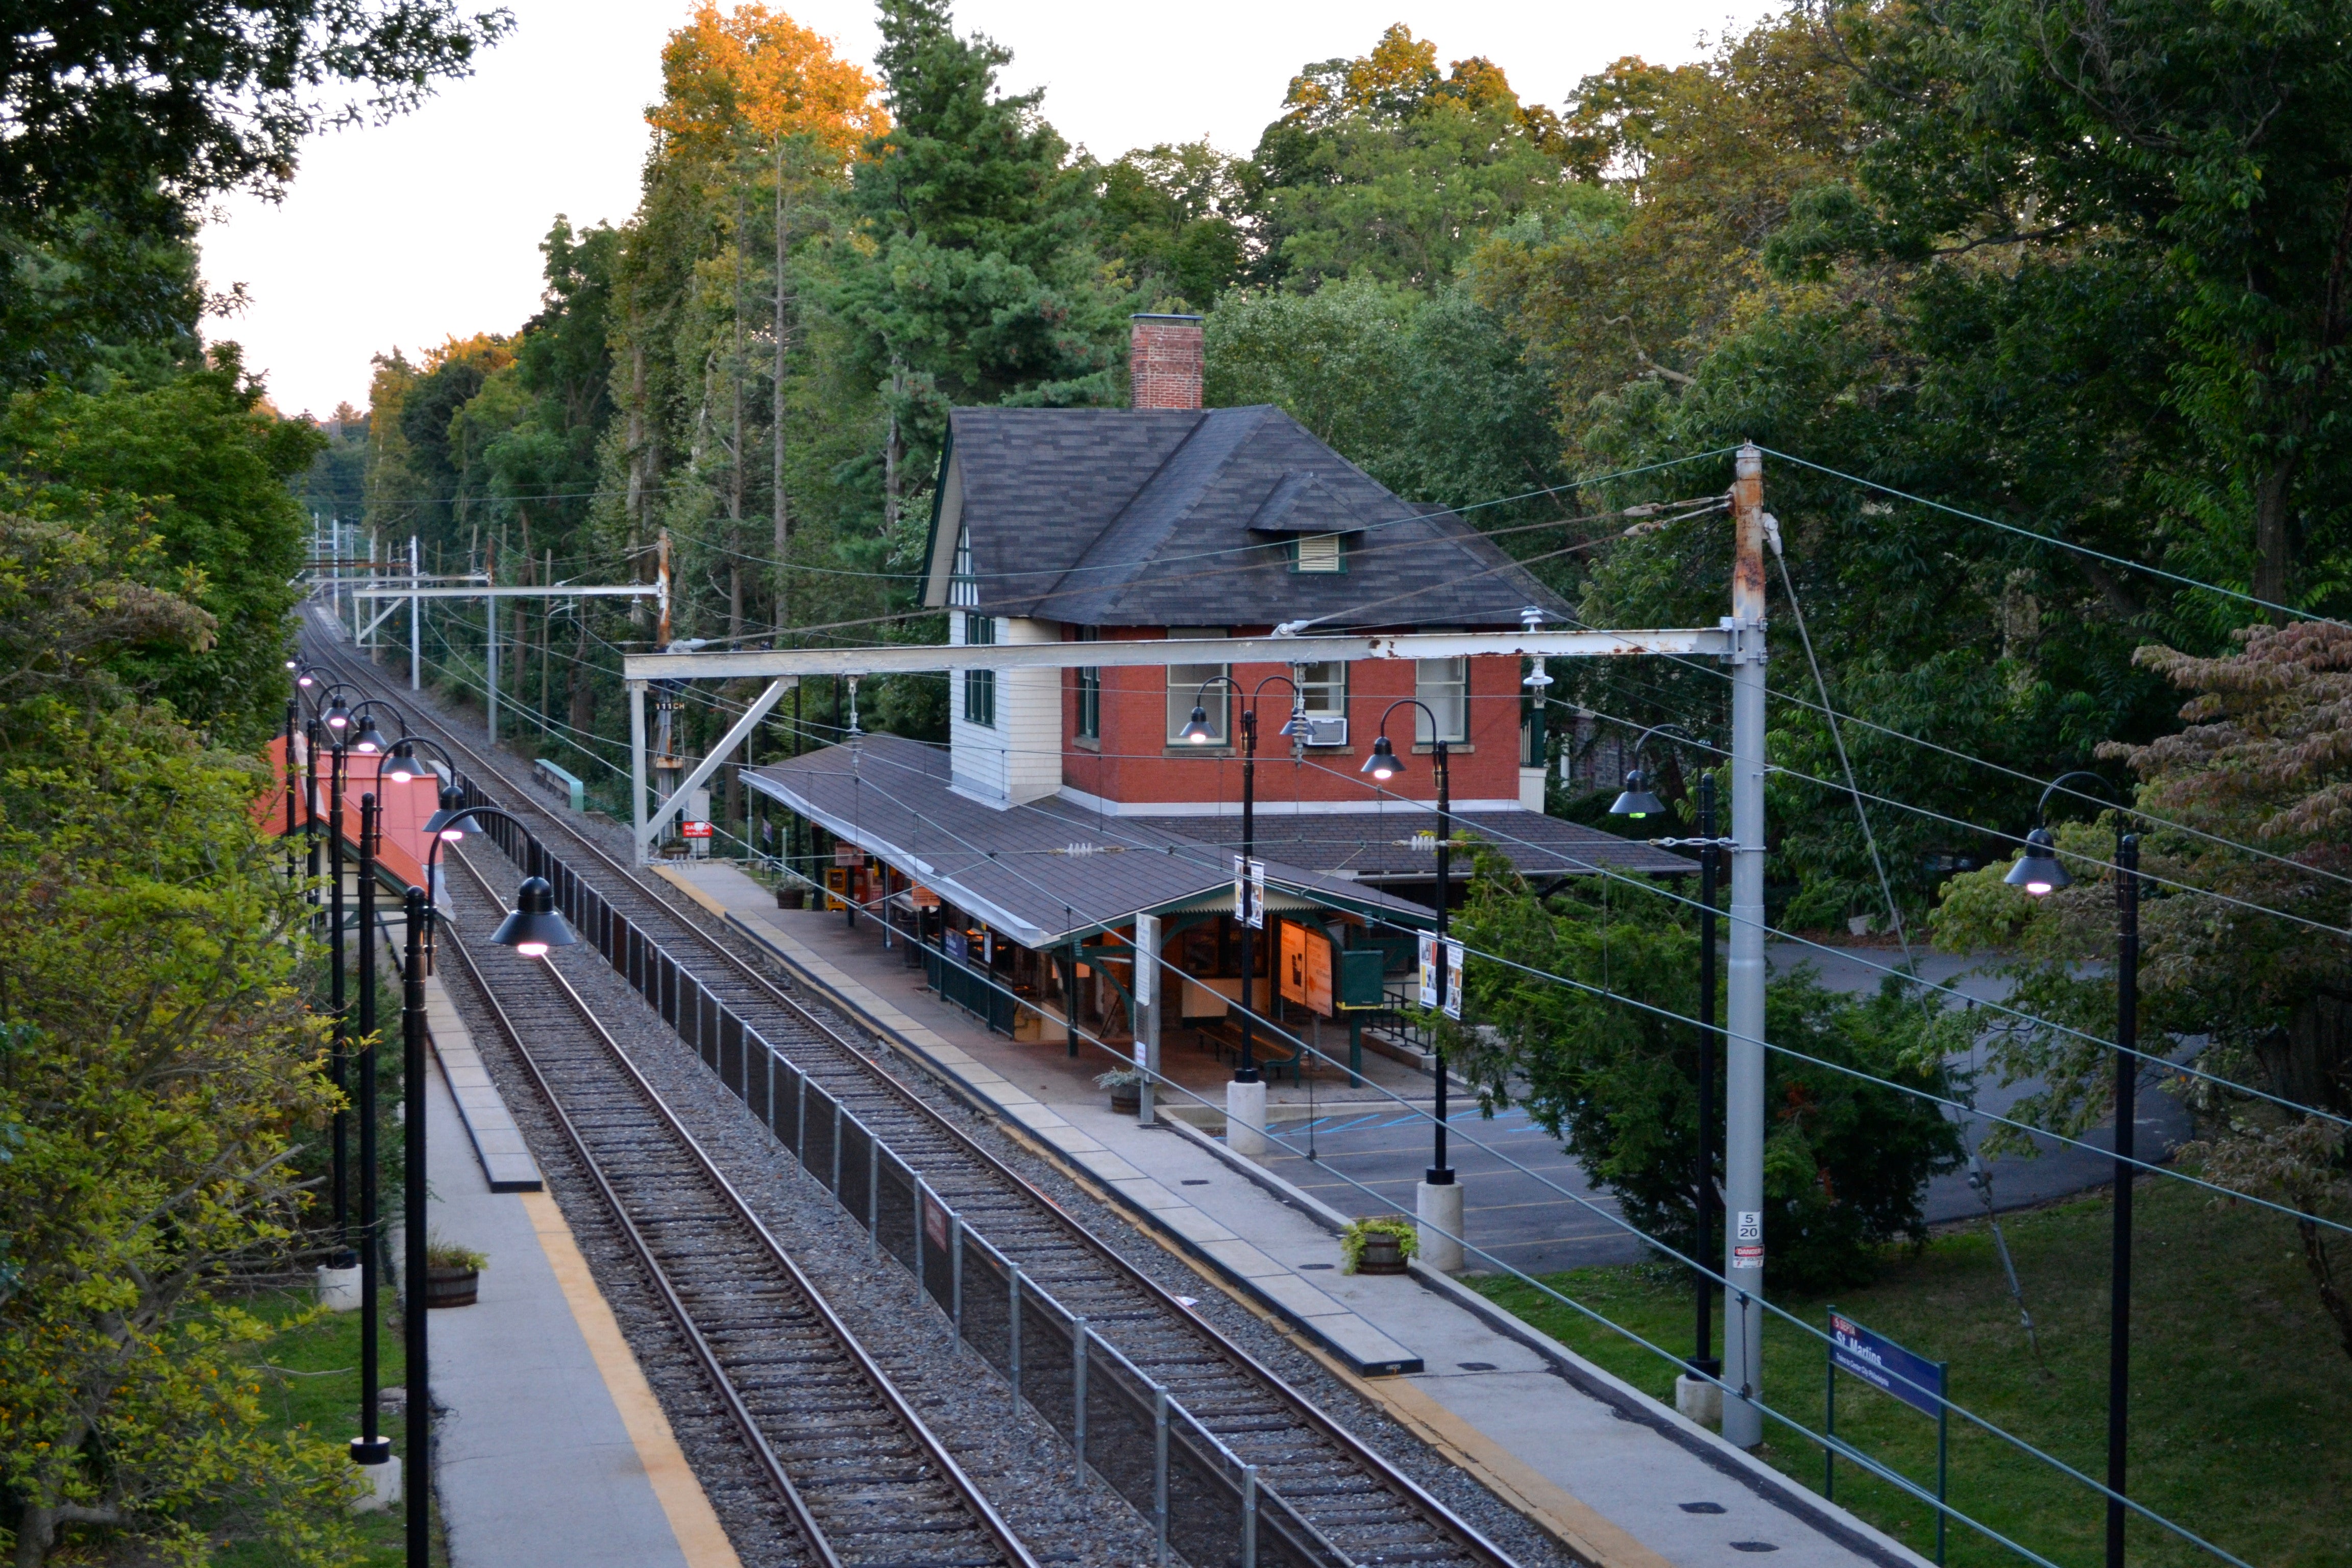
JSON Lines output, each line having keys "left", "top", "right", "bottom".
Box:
{"left": 325, "top": 697, "right": 354, "bottom": 1264}
{"left": 1608, "top": 723, "right": 1723, "bottom": 1380}
{"left": 352, "top": 794, "right": 392, "bottom": 1475}
{"left": 283, "top": 696, "right": 301, "bottom": 885}
{"left": 402, "top": 803, "right": 577, "bottom": 1563}
{"left": 1362, "top": 699, "right": 1454, "bottom": 1186}
{"left": 2007, "top": 771, "right": 2136, "bottom": 1568}
{"left": 1180, "top": 674, "right": 1305, "bottom": 1083}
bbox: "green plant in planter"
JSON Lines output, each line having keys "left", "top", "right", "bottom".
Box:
{"left": 425, "top": 1242, "right": 487, "bottom": 1273}
{"left": 1094, "top": 1069, "right": 1147, "bottom": 1090}
{"left": 1340, "top": 1215, "right": 1419, "bottom": 1273}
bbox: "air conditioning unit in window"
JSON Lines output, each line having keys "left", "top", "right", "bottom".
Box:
{"left": 1297, "top": 716, "right": 1348, "bottom": 748}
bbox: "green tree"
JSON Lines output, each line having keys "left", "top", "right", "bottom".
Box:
{"left": 824, "top": 0, "right": 1128, "bottom": 509}
{"left": 1933, "top": 620, "right": 2352, "bottom": 1358}
{"left": 1245, "top": 25, "right": 1577, "bottom": 290}
{"left": 1808, "top": 0, "right": 2352, "bottom": 617}
{"left": 1449, "top": 844, "right": 1966, "bottom": 1289}
{"left": 0, "top": 702, "right": 355, "bottom": 1566}
{"left": 1098, "top": 141, "right": 1247, "bottom": 309}
{"left": 0, "top": 349, "right": 319, "bottom": 739}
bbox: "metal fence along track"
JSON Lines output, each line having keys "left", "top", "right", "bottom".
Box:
{"left": 436, "top": 845, "right": 1037, "bottom": 1568}
{"left": 308, "top": 629, "right": 1520, "bottom": 1568}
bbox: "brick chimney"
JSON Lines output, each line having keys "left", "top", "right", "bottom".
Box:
{"left": 1129, "top": 313, "right": 1204, "bottom": 409}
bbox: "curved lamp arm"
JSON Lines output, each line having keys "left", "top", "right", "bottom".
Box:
{"left": 2036, "top": 770, "right": 2125, "bottom": 825}
{"left": 352, "top": 696, "right": 412, "bottom": 737}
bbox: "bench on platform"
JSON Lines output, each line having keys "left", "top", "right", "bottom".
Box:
{"left": 1190, "top": 1015, "right": 1298, "bottom": 1081}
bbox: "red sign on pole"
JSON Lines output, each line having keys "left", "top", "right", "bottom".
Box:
{"left": 680, "top": 820, "right": 714, "bottom": 839}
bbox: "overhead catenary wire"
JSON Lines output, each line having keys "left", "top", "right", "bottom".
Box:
{"left": 1758, "top": 446, "right": 2325, "bottom": 626}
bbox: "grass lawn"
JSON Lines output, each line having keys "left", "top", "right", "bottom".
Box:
{"left": 1474, "top": 1178, "right": 2351, "bottom": 1568}
{"left": 214, "top": 1285, "right": 442, "bottom": 1567}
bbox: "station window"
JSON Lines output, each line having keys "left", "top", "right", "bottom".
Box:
{"left": 1076, "top": 627, "right": 1100, "bottom": 740}
{"left": 1166, "top": 625, "right": 1228, "bottom": 744}
{"left": 964, "top": 611, "right": 996, "bottom": 727}
{"left": 1414, "top": 657, "right": 1467, "bottom": 743}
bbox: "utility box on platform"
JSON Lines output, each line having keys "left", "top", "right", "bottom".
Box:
{"left": 1336, "top": 947, "right": 1386, "bottom": 1010}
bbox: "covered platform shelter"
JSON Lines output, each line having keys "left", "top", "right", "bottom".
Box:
{"left": 743, "top": 734, "right": 1435, "bottom": 1080}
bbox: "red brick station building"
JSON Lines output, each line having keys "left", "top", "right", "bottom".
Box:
{"left": 744, "top": 315, "right": 1686, "bottom": 1071}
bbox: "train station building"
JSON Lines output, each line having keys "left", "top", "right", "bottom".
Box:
{"left": 744, "top": 315, "right": 1688, "bottom": 1070}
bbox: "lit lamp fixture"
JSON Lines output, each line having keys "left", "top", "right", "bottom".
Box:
{"left": 2004, "top": 827, "right": 2070, "bottom": 896}
{"left": 1178, "top": 705, "right": 1217, "bottom": 743}
{"left": 1360, "top": 733, "right": 1402, "bottom": 782}
{"left": 324, "top": 698, "right": 353, "bottom": 733}
{"left": 424, "top": 787, "right": 481, "bottom": 843}
{"left": 380, "top": 742, "right": 424, "bottom": 784}
{"left": 493, "top": 876, "right": 578, "bottom": 959}
{"left": 1609, "top": 769, "right": 1668, "bottom": 819}
{"left": 352, "top": 715, "right": 390, "bottom": 756}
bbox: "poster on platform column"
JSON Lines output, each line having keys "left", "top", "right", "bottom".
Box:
{"left": 1443, "top": 939, "right": 1465, "bottom": 1021}
{"left": 1417, "top": 934, "right": 1438, "bottom": 1009}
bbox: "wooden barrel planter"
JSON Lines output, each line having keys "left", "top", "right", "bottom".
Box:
{"left": 775, "top": 886, "right": 806, "bottom": 910}
{"left": 1354, "top": 1232, "right": 1409, "bottom": 1275}
{"left": 1109, "top": 1084, "right": 1142, "bottom": 1115}
{"left": 424, "top": 1266, "right": 479, "bottom": 1309}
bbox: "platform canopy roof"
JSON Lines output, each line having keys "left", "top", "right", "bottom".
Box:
{"left": 745, "top": 736, "right": 1694, "bottom": 951}
{"left": 744, "top": 736, "right": 1431, "bottom": 950}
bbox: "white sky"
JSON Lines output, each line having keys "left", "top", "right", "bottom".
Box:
{"left": 199, "top": 0, "right": 1776, "bottom": 418}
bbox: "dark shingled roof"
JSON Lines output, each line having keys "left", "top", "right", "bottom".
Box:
{"left": 743, "top": 736, "right": 1429, "bottom": 951}
{"left": 934, "top": 405, "right": 1574, "bottom": 629}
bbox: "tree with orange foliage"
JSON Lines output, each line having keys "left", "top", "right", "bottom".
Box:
{"left": 649, "top": 2, "right": 886, "bottom": 167}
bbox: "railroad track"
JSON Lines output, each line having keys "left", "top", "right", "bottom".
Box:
{"left": 305, "top": 619, "right": 1520, "bottom": 1568}
{"left": 436, "top": 834, "right": 1037, "bottom": 1568}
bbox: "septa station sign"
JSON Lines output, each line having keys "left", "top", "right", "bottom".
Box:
{"left": 680, "top": 820, "right": 715, "bottom": 839}
{"left": 1829, "top": 1311, "right": 1944, "bottom": 1417}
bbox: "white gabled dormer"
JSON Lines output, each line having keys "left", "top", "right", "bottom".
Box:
{"left": 945, "top": 521, "right": 1060, "bottom": 807}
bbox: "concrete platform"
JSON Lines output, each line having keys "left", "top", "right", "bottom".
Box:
{"left": 424, "top": 1050, "right": 738, "bottom": 1568}
{"left": 425, "top": 969, "right": 542, "bottom": 1192}
{"left": 651, "top": 862, "right": 1932, "bottom": 1568}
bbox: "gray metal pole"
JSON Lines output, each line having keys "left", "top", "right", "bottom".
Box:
{"left": 409, "top": 536, "right": 422, "bottom": 692}
{"left": 485, "top": 591, "right": 499, "bottom": 743}
{"left": 629, "top": 680, "right": 650, "bottom": 860}
{"left": 1722, "top": 442, "right": 1769, "bottom": 1449}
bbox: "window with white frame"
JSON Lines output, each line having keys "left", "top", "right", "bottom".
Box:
{"left": 1415, "top": 657, "right": 1467, "bottom": 743}
{"left": 963, "top": 610, "right": 996, "bottom": 727}
{"left": 1166, "top": 626, "right": 1228, "bottom": 744}
{"left": 1297, "top": 661, "right": 1346, "bottom": 716}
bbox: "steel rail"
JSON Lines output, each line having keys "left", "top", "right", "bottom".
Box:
{"left": 437, "top": 840, "right": 1040, "bottom": 1568}
{"left": 306, "top": 617, "right": 1520, "bottom": 1568}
